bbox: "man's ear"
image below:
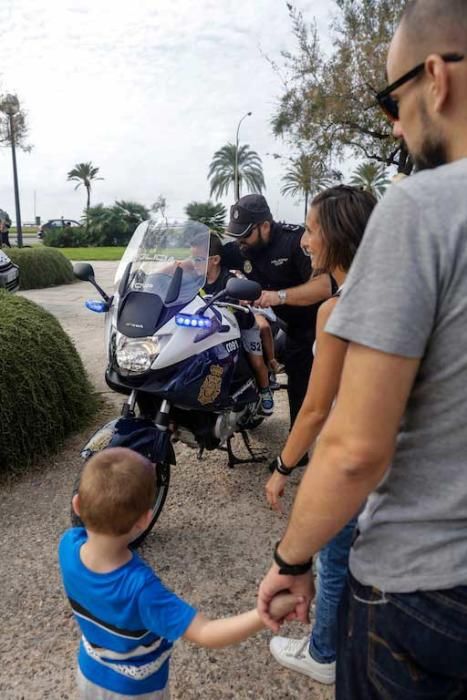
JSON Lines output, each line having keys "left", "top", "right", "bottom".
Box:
{"left": 212, "top": 254, "right": 221, "bottom": 266}
{"left": 72, "top": 493, "right": 80, "bottom": 516}
{"left": 426, "top": 54, "right": 450, "bottom": 114}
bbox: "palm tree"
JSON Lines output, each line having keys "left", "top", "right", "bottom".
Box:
{"left": 114, "top": 200, "right": 149, "bottom": 227}
{"left": 350, "top": 162, "right": 390, "bottom": 199}
{"left": 281, "top": 154, "right": 337, "bottom": 220}
{"left": 67, "top": 162, "right": 103, "bottom": 211}
{"left": 208, "top": 143, "right": 265, "bottom": 200}
{"left": 185, "top": 201, "right": 226, "bottom": 233}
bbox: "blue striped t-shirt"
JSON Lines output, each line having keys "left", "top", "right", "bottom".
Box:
{"left": 58, "top": 528, "right": 197, "bottom": 696}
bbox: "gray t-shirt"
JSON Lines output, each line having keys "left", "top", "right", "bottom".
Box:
{"left": 326, "top": 158, "right": 467, "bottom": 593}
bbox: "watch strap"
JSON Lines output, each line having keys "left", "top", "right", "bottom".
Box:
{"left": 277, "top": 289, "right": 287, "bottom": 304}
{"left": 273, "top": 541, "right": 313, "bottom": 576}
{"left": 275, "top": 456, "right": 293, "bottom": 476}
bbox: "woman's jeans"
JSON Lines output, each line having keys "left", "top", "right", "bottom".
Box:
{"left": 308, "top": 518, "right": 357, "bottom": 663}
{"left": 336, "top": 572, "right": 467, "bottom": 699}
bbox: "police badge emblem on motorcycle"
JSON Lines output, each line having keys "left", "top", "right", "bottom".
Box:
{"left": 243, "top": 260, "right": 252, "bottom": 274}
{"left": 198, "top": 365, "right": 223, "bottom": 405}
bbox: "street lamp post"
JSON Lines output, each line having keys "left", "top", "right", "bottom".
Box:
{"left": 234, "top": 111, "right": 252, "bottom": 202}
{"left": 2, "top": 94, "right": 23, "bottom": 247}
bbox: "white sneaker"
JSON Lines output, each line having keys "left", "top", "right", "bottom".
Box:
{"left": 269, "top": 636, "right": 336, "bottom": 685}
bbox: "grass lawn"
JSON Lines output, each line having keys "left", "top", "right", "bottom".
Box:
{"left": 10, "top": 227, "right": 38, "bottom": 235}
{"left": 59, "top": 247, "right": 125, "bottom": 261}
{"left": 58, "top": 247, "right": 190, "bottom": 261}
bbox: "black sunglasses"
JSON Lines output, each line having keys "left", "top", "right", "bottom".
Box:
{"left": 375, "top": 52, "right": 464, "bottom": 122}
{"left": 239, "top": 224, "right": 259, "bottom": 240}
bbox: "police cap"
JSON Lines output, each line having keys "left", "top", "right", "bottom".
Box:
{"left": 227, "top": 194, "right": 272, "bottom": 238}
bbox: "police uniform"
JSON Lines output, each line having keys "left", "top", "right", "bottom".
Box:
{"left": 224, "top": 195, "right": 332, "bottom": 427}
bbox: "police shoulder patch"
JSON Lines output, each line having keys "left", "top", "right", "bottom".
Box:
{"left": 243, "top": 260, "right": 253, "bottom": 274}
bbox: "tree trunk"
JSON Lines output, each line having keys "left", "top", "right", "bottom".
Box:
{"left": 86, "top": 185, "right": 91, "bottom": 211}
{"left": 304, "top": 190, "right": 309, "bottom": 223}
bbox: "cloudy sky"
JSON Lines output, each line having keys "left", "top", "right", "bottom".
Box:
{"left": 0, "top": 0, "right": 334, "bottom": 226}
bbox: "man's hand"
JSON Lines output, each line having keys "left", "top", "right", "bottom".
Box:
{"left": 257, "top": 562, "right": 315, "bottom": 632}
{"left": 256, "top": 290, "right": 281, "bottom": 308}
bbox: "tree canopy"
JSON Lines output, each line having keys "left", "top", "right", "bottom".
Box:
{"left": 281, "top": 153, "right": 340, "bottom": 220}
{"left": 67, "top": 162, "right": 103, "bottom": 211}
{"left": 185, "top": 201, "right": 226, "bottom": 233}
{"left": 208, "top": 143, "right": 265, "bottom": 200}
{"left": 350, "top": 161, "right": 389, "bottom": 198}
{"left": 271, "top": 1, "right": 411, "bottom": 173}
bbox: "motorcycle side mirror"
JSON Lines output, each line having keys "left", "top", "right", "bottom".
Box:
{"left": 73, "top": 262, "right": 112, "bottom": 303}
{"left": 73, "top": 262, "right": 95, "bottom": 282}
{"left": 225, "top": 277, "right": 262, "bottom": 302}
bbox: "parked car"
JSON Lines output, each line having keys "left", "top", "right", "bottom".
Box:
{"left": 38, "top": 219, "right": 81, "bottom": 239}
{"left": 0, "top": 249, "right": 20, "bottom": 292}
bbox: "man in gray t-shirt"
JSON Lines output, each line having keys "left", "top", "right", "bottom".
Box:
{"left": 328, "top": 159, "right": 467, "bottom": 594}
{"left": 258, "top": 1, "right": 467, "bottom": 696}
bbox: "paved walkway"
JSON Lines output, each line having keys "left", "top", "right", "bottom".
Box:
{"left": 19, "top": 261, "right": 118, "bottom": 395}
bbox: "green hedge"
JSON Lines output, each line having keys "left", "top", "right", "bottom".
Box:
{"left": 0, "top": 291, "right": 97, "bottom": 473}
{"left": 43, "top": 226, "right": 89, "bottom": 248}
{"left": 8, "top": 247, "right": 75, "bottom": 289}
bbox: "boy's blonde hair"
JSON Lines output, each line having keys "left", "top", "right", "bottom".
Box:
{"left": 78, "top": 447, "right": 156, "bottom": 535}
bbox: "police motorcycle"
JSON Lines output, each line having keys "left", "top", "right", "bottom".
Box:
{"left": 0, "top": 249, "right": 20, "bottom": 292}
{"left": 72, "top": 220, "right": 274, "bottom": 546}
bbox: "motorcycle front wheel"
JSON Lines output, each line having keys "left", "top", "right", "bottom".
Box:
{"left": 70, "top": 460, "right": 171, "bottom": 548}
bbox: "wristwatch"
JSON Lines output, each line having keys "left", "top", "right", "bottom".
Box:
{"left": 275, "top": 455, "right": 294, "bottom": 476}
{"left": 273, "top": 541, "right": 313, "bottom": 576}
{"left": 277, "top": 289, "right": 287, "bottom": 304}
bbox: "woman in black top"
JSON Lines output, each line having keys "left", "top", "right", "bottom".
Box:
{"left": 265, "top": 186, "right": 377, "bottom": 685}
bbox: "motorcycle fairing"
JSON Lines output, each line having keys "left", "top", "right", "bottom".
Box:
{"left": 117, "top": 291, "right": 164, "bottom": 338}
{"left": 80, "top": 417, "right": 176, "bottom": 465}
{"left": 116, "top": 291, "right": 188, "bottom": 339}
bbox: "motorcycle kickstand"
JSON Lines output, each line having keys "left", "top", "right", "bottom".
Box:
{"left": 240, "top": 430, "right": 268, "bottom": 463}
{"left": 220, "top": 433, "right": 268, "bottom": 468}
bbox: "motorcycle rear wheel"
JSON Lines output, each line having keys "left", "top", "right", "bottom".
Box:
{"left": 70, "top": 460, "right": 171, "bottom": 548}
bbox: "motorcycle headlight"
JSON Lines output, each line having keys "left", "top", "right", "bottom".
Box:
{"left": 115, "top": 335, "right": 166, "bottom": 374}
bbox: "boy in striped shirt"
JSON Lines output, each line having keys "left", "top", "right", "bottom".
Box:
{"left": 59, "top": 447, "right": 298, "bottom": 699}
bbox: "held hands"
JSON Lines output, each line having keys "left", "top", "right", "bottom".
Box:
{"left": 269, "top": 592, "right": 305, "bottom": 624}
{"left": 258, "top": 564, "right": 315, "bottom": 633}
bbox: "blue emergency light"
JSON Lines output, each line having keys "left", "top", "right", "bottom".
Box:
{"left": 175, "top": 313, "right": 212, "bottom": 329}
{"left": 85, "top": 299, "right": 109, "bottom": 313}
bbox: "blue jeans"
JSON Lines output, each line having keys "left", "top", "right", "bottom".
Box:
{"left": 336, "top": 572, "right": 467, "bottom": 699}
{"left": 308, "top": 518, "right": 357, "bottom": 663}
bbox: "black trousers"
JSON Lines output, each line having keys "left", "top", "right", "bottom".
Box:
{"left": 1, "top": 232, "right": 11, "bottom": 248}
{"left": 284, "top": 332, "right": 314, "bottom": 427}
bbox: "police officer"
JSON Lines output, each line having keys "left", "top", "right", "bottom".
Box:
{"left": 223, "top": 194, "right": 333, "bottom": 444}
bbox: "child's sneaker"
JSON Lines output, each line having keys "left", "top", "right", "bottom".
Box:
{"left": 268, "top": 372, "right": 281, "bottom": 391}
{"left": 259, "top": 387, "right": 274, "bottom": 415}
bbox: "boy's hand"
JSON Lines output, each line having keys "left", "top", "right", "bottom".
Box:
{"left": 258, "top": 564, "right": 314, "bottom": 632}
{"left": 269, "top": 592, "right": 304, "bottom": 623}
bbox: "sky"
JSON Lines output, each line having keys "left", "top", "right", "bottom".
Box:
{"left": 0, "top": 0, "right": 334, "bottom": 226}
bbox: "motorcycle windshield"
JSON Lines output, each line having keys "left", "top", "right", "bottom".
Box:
{"left": 115, "top": 220, "right": 210, "bottom": 307}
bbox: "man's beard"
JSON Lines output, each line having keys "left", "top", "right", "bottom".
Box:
{"left": 412, "top": 100, "right": 448, "bottom": 171}
{"left": 239, "top": 235, "right": 268, "bottom": 258}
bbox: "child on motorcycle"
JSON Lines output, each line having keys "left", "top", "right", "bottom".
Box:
{"left": 59, "top": 447, "right": 300, "bottom": 699}
{"left": 191, "top": 233, "right": 275, "bottom": 416}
